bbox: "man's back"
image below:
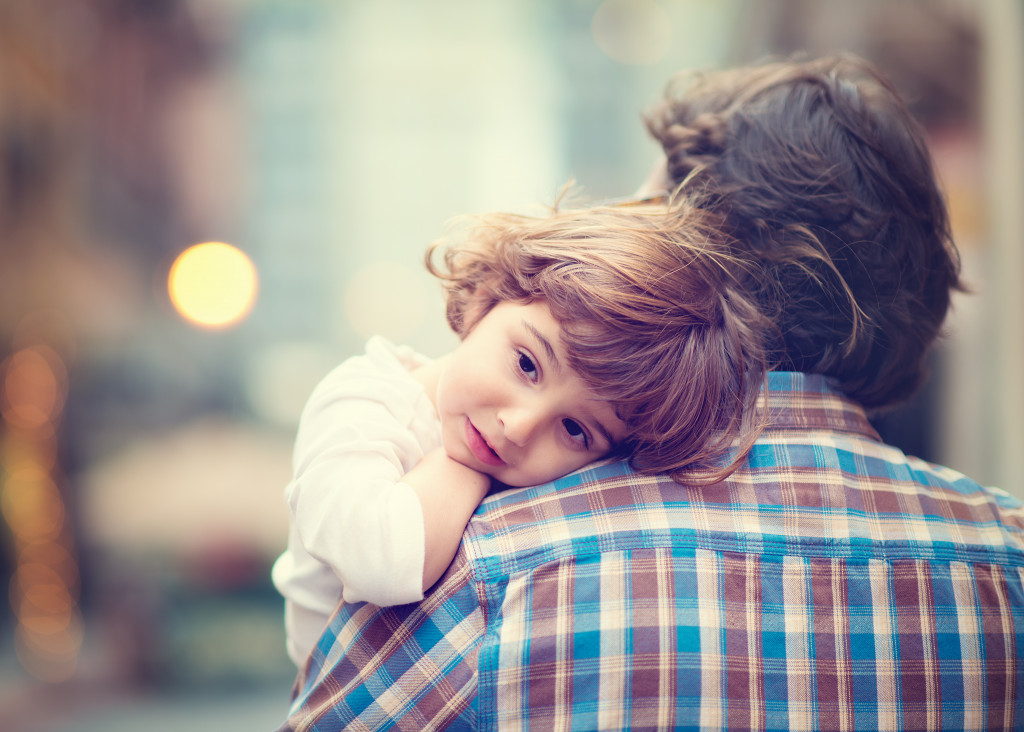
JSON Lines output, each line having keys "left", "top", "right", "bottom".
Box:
{"left": 280, "top": 372, "right": 1024, "bottom": 731}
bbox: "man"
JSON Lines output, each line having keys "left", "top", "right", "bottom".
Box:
{"left": 278, "top": 55, "right": 1024, "bottom": 731}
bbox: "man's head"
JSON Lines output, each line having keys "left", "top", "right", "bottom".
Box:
{"left": 427, "top": 198, "right": 770, "bottom": 481}
{"left": 645, "top": 53, "right": 964, "bottom": 411}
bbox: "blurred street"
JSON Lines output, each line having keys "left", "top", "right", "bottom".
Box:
{"left": 1, "top": 634, "right": 295, "bottom": 731}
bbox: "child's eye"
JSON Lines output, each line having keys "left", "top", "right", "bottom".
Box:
{"left": 562, "top": 418, "right": 590, "bottom": 449}
{"left": 517, "top": 351, "right": 539, "bottom": 381}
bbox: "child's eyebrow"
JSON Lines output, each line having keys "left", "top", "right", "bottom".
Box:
{"left": 524, "top": 318, "right": 618, "bottom": 450}
{"left": 523, "top": 320, "right": 560, "bottom": 372}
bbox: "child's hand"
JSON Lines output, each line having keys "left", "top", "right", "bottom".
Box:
{"left": 410, "top": 446, "right": 492, "bottom": 490}
{"left": 403, "top": 447, "right": 490, "bottom": 591}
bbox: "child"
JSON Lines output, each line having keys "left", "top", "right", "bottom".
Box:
{"left": 271, "top": 194, "right": 771, "bottom": 667}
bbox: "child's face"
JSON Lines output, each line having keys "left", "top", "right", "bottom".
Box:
{"left": 434, "top": 300, "right": 626, "bottom": 487}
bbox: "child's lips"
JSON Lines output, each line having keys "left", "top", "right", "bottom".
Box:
{"left": 464, "top": 419, "right": 505, "bottom": 467}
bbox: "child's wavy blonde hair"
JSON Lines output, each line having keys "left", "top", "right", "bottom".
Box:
{"left": 426, "top": 195, "right": 771, "bottom": 484}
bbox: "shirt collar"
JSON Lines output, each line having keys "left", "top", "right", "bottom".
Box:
{"left": 760, "top": 372, "right": 881, "bottom": 441}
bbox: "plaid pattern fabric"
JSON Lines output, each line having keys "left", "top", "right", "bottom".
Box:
{"left": 279, "top": 372, "right": 1024, "bottom": 731}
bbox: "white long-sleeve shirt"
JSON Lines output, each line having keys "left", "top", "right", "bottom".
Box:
{"left": 271, "top": 337, "right": 442, "bottom": 667}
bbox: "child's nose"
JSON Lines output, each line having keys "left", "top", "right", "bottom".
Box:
{"left": 498, "top": 405, "right": 544, "bottom": 447}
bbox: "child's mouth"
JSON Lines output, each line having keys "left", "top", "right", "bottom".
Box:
{"left": 465, "top": 419, "right": 504, "bottom": 467}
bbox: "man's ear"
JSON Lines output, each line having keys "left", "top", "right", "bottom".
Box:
{"left": 635, "top": 155, "right": 672, "bottom": 197}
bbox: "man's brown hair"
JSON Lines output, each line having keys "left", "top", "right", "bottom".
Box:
{"left": 646, "top": 54, "right": 964, "bottom": 411}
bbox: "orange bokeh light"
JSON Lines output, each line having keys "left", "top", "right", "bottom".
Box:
{"left": 1, "top": 346, "right": 66, "bottom": 429}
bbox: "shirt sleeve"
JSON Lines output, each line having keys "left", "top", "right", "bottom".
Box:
{"left": 284, "top": 361, "right": 430, "bottom": 609}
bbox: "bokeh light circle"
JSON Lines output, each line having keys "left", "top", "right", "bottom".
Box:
{"left": 168, "top": 242, "right": 258, "bottom": 329}
{"left": 592, "top": 0, "right": 672, "bottom": 66}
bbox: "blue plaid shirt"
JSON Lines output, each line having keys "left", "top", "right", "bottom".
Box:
{"left": 279, "top": 372, "right": 1024, "bottom": 731}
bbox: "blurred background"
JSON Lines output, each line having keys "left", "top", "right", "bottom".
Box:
{"left": 1, "top": 0, "right": 1020, "bottom": 729}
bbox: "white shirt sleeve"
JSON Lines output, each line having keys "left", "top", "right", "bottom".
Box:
{"left": 287, "top": 397, "right": 427, "bottom": 606}
{"left": 272, "top": 341, "right": 438, "bottom": 666}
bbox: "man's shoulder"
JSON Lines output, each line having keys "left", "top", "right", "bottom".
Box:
{"left": 466, "top": 462, "right": 703, "bottom": 580}
{"left": 464, "top": 415, "right": 1024, "bottom": 576}
{"left": 458, "top": 370, "right": 1024, "bottom": 581}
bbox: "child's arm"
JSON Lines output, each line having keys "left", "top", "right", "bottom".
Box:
{"left": 402, "top": 447, "right": 491, "bottom": 591}
{"left": 277, "top": 345, "right": 446, "bottom": 613}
